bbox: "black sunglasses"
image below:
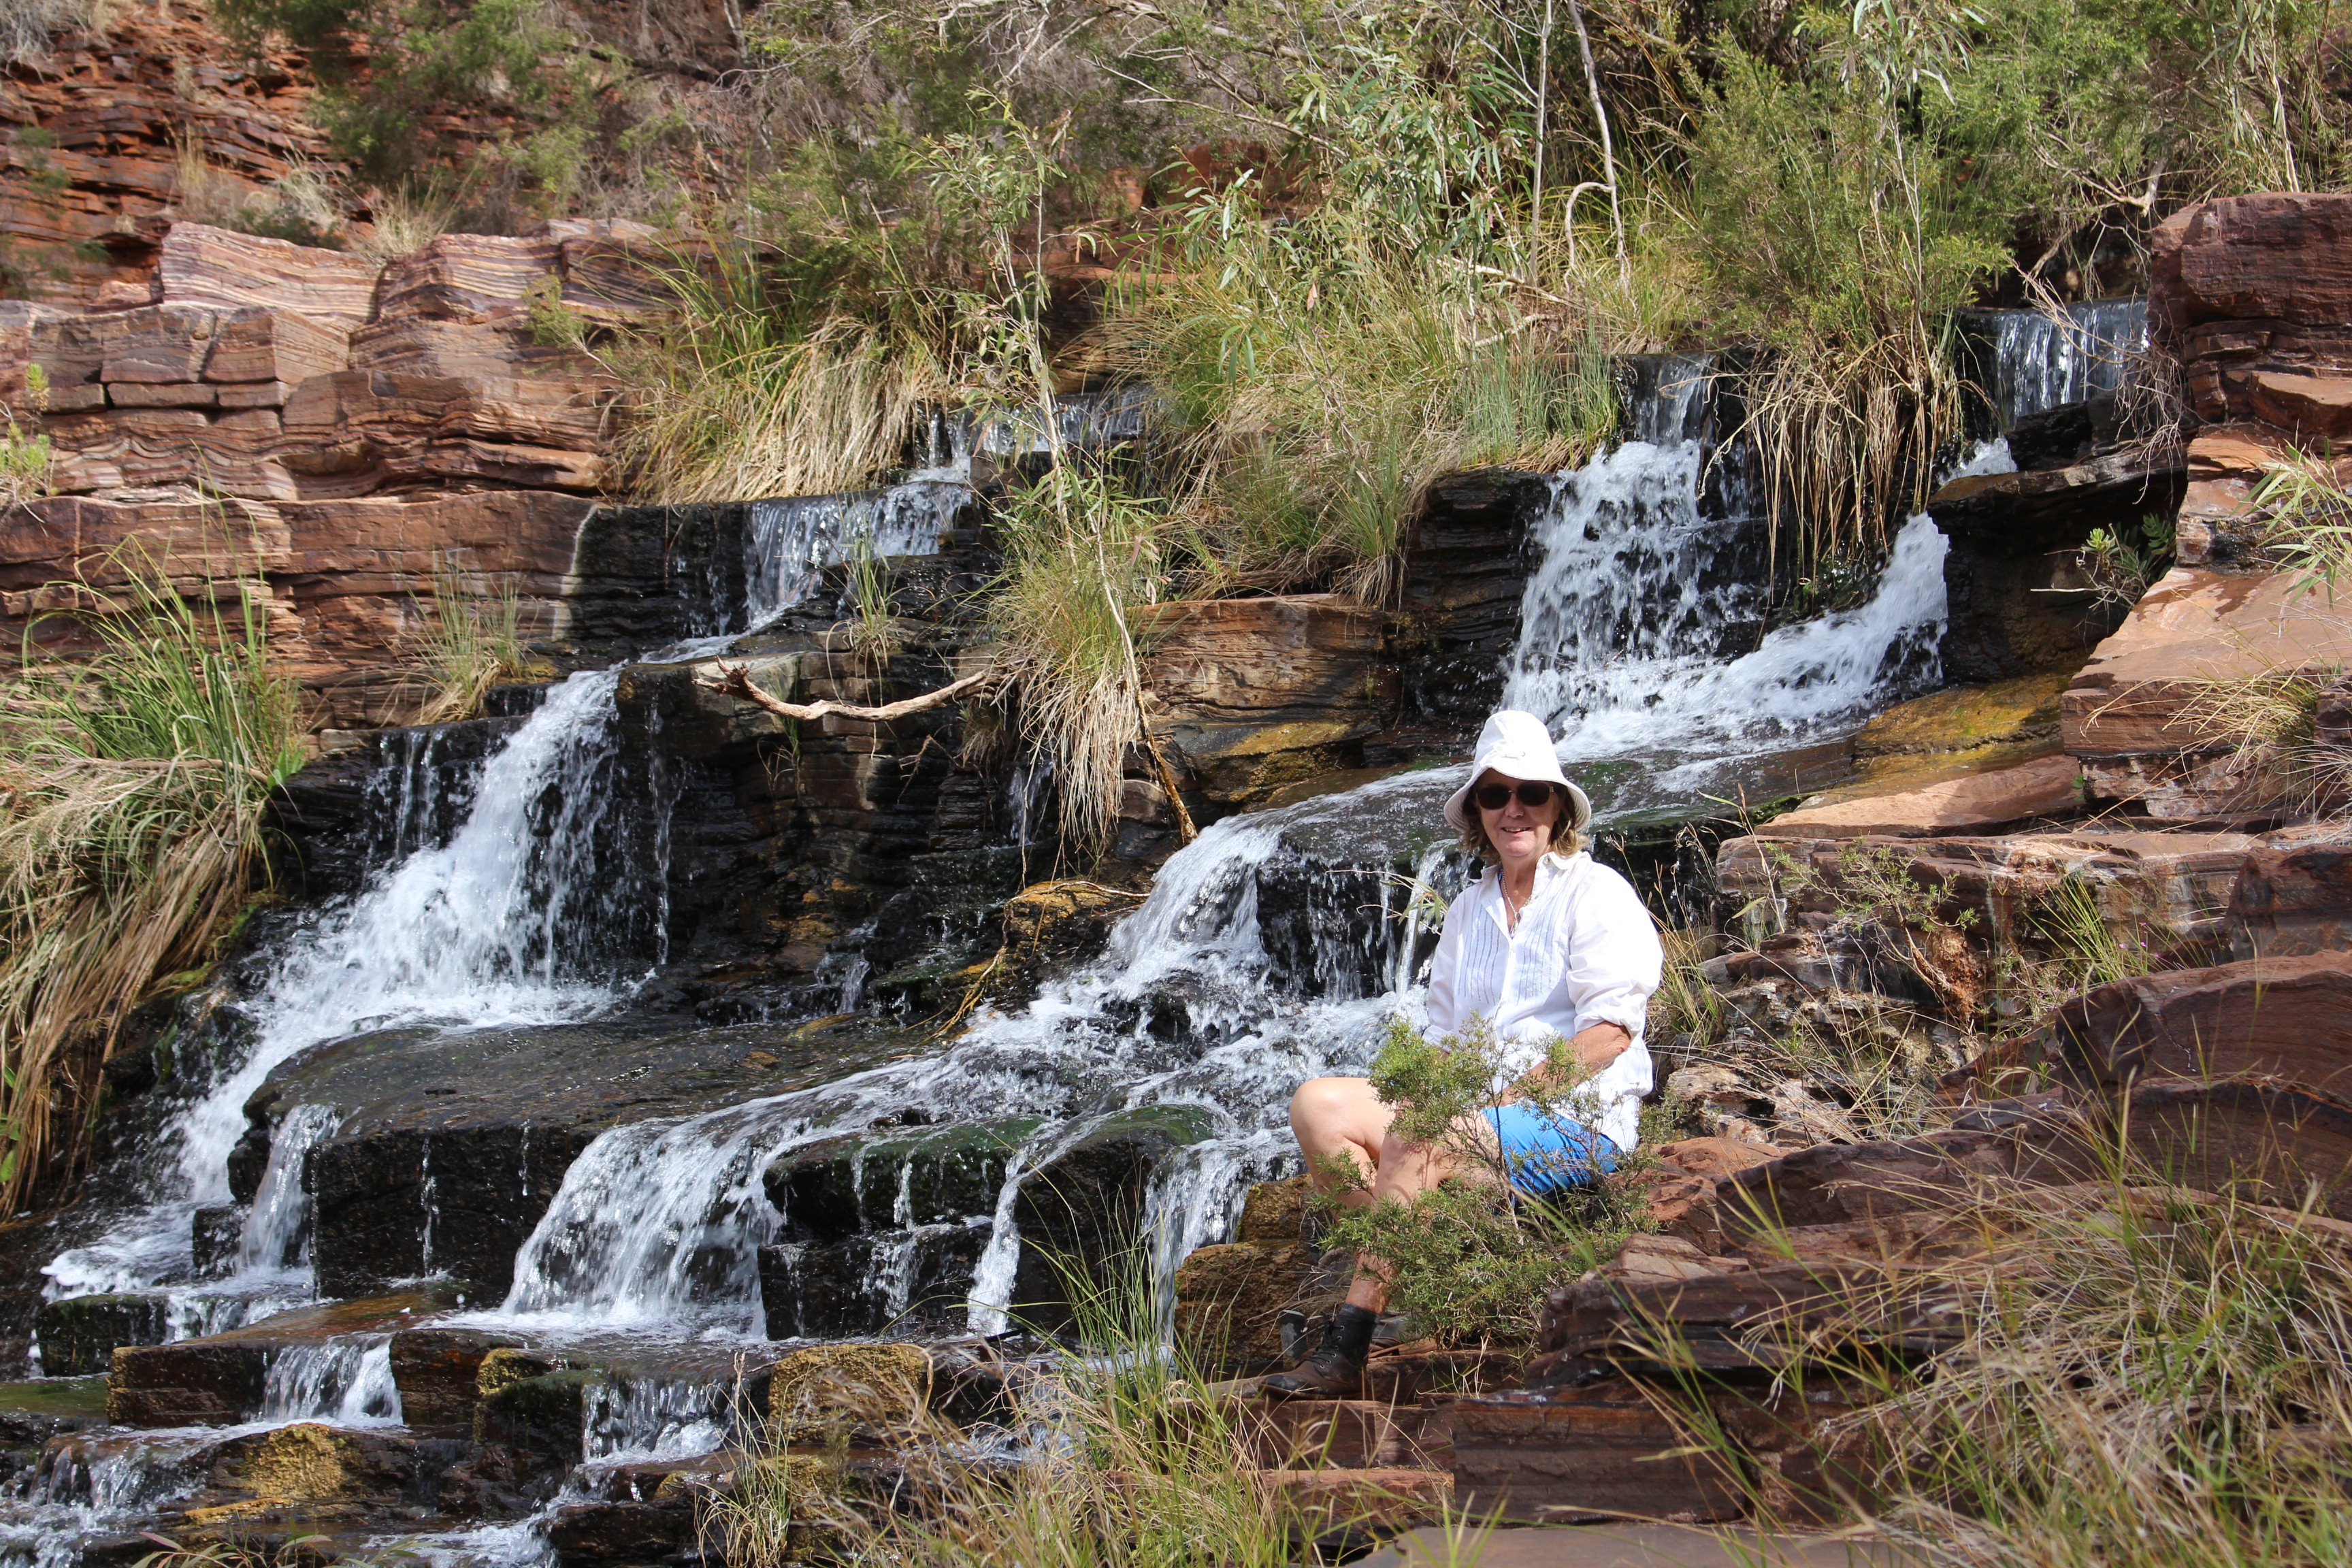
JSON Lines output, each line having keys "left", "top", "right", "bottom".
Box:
{"left": 1475, "top": 781, "right": 1560, "bottom": 811}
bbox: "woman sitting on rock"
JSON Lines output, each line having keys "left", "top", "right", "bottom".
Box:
{"left": 1267, "top": 709, "right": 1663, "bottom": 1398}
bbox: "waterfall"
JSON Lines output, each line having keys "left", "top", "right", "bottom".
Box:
{"left": 1963, "top": 298, "right": 2148, "bottom": 427}
{"left": 42, "top": 666, "right": 659, "bottom": 1314}
{"left": 744, "top": 480, "right": 970, "bottom": 626}
{"left": 461, "top": 368, "right": 1987, "bottom": 1345}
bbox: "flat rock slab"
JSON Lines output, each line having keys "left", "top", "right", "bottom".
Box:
{"left": 1354, "top": 1523, "right": 1909, "bottom": 1567}
{"left": 2061, "top": 568, "right": 2352, "bottom": 762}
{"left": 1757, "top": 755, "right": 2082, "bottom": 838}
{"left": 250, "top": 1012, "right": 941, "bottom": 1298}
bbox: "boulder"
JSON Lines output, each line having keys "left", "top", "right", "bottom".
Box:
{"left": 1138, "top": 594, "right": 1394, "bottom": 812}
{"left": 105, "top": 1342, "right": 268, "bottom": 1427}
{"left": 33, "top": 1292, "right": 166, "bottom": 1376}
{"left": 2152, "top": 193, "right": 2352, "bottom": 340}
{"left": 1650, "top": 1083, "right": 2352, "bottom": 1265}
{"left": 1172, "top": 1241, "right": 1318, "bottom": 1372}
{"left": 2036, "top": 951, "right": 2352, "bottom": 1096}
{"left": 1236, "top": 1399, "right": 1432, "bottom": 1469}
{"left": 1249, "top": 1467, "right": 1456, "bottom": 1533}
{"left": 206, "top": 1421, "right": 418, "bottom": 1500}
{"left": 389, "top": 1326, "right": 526, "bottom": 1439}
{"left": 1010, "top": 1105, "right": 1215, "bottom": 1324}
{"left": 2061, "top": 568, "right": 2352, "bottom": 817}
{"left": 1393, "top": 468, "right": 1550, "bottom": 732}
{"left": 1720, "top": 824, "right": 2287, "bottom": 957}
{"left": 375, "top": 233, "right": 562, "bottom": 323}
{"left": 1851, "top": 673, "right": 2070, "bottom": 760}
{"left": 1753, "top": 755, "right": 2082, "bottom": 840}
{"left": 1930, "top": 452, "right": 2179, "bottom": 684}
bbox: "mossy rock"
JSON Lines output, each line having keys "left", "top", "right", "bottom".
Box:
{"left": 34, "top": 1292, "right": 167, "bottom": 1377}
{"left": 768, "top": 1343, "right": 931, "bottom": 1446}
{"left": 1236, "top": 1175, "right": 1311, "bottom": 1245}
{"left": 212, "top": 1421, "right": 418, "bottom": 1500}
{"left": 1855, "top": 672, "right": 2070, "bottom": 758}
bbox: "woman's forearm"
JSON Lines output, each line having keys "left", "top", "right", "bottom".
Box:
{"left": 1497, "top": 1022, "right": 1631, "bottom": 1102}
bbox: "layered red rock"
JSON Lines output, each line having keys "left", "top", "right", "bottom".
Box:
{"left": 0, "top": 1, "right": 332, "bottom": 294}
{"left": 2059, "top": 568, "right": 2352, "bottom": 818}
{"left": 1137, "top": 593, "right": 1397, "bottom": 810}
{"left": 2037, "top": 951, "right": 2352, "bottom": 1096}
{"left": 1753, "top": 755, "right": 2082, "bottom": 839}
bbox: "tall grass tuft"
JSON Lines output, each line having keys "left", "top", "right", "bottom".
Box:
{"left": 989, "top": 457, "right": 1171, "bottom": 864}
{"left": 1102, "top": 198, "right": 1617, "bottom": 601}
{"left": 604, "top": 246, "right": 948, "bottom": 505}
{"left": 0, "top": 542, "right": 303, "bottom": 1205}
{"left": 407, "top": 561, "right": 540, "bottom": 724}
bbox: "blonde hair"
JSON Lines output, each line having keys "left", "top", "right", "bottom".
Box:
{"left": 1459, "top": 786, "right": 1587, "bottom": 864}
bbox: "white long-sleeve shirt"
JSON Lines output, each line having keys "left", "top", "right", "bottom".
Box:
{"left": 1422, "top": 851, "right": 1663, "bottom": 1150}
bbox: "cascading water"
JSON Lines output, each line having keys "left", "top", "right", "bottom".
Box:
{"left": 744, "top": 482, "right": 970, "bottom": 626}
{"left": 1964, "top": 297, "right": 2149, "bottom": 426}
{"left": 41, "top": 665, "right": 659, "bottom": 1318}
{"left": 466, "top": 370, "right": 1967, "bottom": 1350}
{"left": 5, "top": 316, "right": 2143, "bottom": 1568}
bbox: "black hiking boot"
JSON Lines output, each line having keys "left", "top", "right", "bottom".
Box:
{"left": 1262, "top": 1303, "right": 1375, "bottom": 1399}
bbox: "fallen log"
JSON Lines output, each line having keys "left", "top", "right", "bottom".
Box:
{"left": 693, "top": 661, "right": 998, "bottom": 723}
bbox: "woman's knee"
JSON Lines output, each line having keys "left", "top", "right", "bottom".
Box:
{"left": 1288, "top": 1076, "right": 1362, "bottom": 1132}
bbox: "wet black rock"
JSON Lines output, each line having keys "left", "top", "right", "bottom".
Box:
{"left": 190, "top": 1205, "right": 242, "bottom": 1279}
{"left": 1011, "top": 1105, "right": 1215, "bottom": 1328}
{"left": 1392, "top": 468, "right": 1547, "bottom": 734}
{"left": 548, "top": 1497, "right": 700, "bottom": 1567}
{"left": 1931, "top": 450, "right": 2187, "bottom": 684}
{"left": 33, "top": 1292, "right": 167, "bottom": 1377}
{"left": 249, "top": 1014, "right": 941, "bottom": 1299}
{"left": 440, "top": 1368, "right": 593, "bottom": 1516}
{"left": 759, "top": 1222, "right": 991, "bottom": 1338}
{"left": 766, "top": 1120, "right": 1037, "bottom": 1241}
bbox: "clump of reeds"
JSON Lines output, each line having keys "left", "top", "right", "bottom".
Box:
{"left": 0, "top": 542, "right": 304, "bottom": 1205}
{"left": 407, "top": 561, "right": 542, "bottom": 724}
{"left": 987, "top": 456, "right": 1171, "bottom": 864}
{"left": 604, "top": 246, "right": 949, "bottom": 506}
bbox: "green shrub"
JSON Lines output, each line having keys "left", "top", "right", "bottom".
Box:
{"left": 1316, "top": 1016, "right": 1656, "bottom": 1347}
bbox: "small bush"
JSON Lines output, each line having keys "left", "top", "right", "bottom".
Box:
{"left": 1316, "top": 1016, "right": 1656, "bottom": 1348}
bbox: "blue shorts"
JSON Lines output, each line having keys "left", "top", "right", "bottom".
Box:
{"left": 1485, "top": 1104, "right": 1618, "bottom": 1195}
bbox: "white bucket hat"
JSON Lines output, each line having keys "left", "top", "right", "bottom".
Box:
{"left": 1443, "top": 710, "right": 1592, "bottom": 835}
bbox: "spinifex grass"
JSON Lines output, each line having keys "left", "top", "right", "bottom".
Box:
{"left": 0, "top": 542, "right": 303, "bottom": 1206}
{"left": 604, "top": 244, "right": 949, "bottom": 506}
{"left": 408, "top": 560, "right": 541, "bottom": 723}
{"left": 1637, "top": 1145, "right": 2352, "bottom": 1568}
{"left": 1099, "top": 200, "right": 1616, "bottom": 601}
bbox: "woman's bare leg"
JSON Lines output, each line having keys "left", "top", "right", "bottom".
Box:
{"left": 1288, "top": 1079, "right": 1497, "bottom": 1313}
